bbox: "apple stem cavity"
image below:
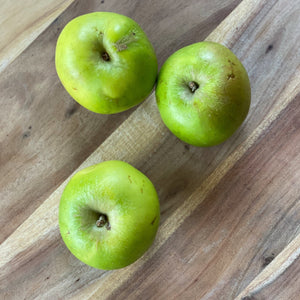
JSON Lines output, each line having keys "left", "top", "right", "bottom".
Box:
{"left": 101, "top": 52, "right": 110, "bottom": 61}
{"left": 188, "top": 81, "right": 199, "bottom": 93}
{"left": 96, "top": 214, "right": 108, "bottom": 227}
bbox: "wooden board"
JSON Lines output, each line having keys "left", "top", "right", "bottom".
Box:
{"left": 0, "top": 0, "right": 240, "bottom": 244}
{"left": 0, "top": 0, "right": 74, "bottom": 72}
{"left": 1, "top": 0, "right": 300, "bottom": 299}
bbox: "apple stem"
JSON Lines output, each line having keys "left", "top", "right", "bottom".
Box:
{"left": 101, "top": 52, "right": 110, "bottom": 61}
{"left": 96, "top": 214, "right": 107, "bottom": 227}
{"left": 188, "top": 81, "right": 199, "bottom": 93}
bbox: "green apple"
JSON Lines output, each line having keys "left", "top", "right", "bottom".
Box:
{"left": 59, "top": 160, "right": 160, "bottom": 270}
{"left": 156, "top": 41, "right": 251, "bottom": 147}
{"left": 55, "top": 12, "right": 157, "bottom": 114}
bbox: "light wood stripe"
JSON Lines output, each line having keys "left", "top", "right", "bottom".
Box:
{"left": 236, "top": 232, "right": 300, "bottom": 299}
{"left": 0, "top": 0, "right": 74, "bottom": 73}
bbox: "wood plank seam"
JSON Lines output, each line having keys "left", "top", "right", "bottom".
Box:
{"left": 236, "top": 233, "right": 300, "bottom": 299}
{"left": 0, "top": 0, "right": 75, "bottom": 73}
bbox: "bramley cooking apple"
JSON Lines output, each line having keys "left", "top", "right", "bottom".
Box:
{"left": 156, "top": 41, "right": 251, "bottom": 147}
{"left": 59, "top": 160, "right": 160, "bottom": 270}
{"left": 55, "top": 12, "right": 157, "bottom": 114}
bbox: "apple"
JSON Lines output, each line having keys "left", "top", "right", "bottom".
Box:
{"left": 55, "top": 12, "right": 157, "bottom": 114}
{"left": 59, "top": 160, "right": 160, "bottom": 270}
{"left": 156, "top": 41, "right": 251, "bottom": 147}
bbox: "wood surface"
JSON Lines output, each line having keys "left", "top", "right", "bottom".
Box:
{"left": 237, "top": 233, "right": 300, "bottom": 299}
{"left": 1, "top": 0, "right": 300, "bottom": 299}
{"left": 0, "top": 0, "right": 240, "bottom": 245}
{"left": 0, "top": 0, "right": 74, "bottom": 72}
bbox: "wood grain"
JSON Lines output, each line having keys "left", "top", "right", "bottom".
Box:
{"left": 0, "top": 0, "right": 240, "bottom": 245}
{"left": 237, "top": 233, "right": 300, "bottom": 299}
{"left": 1, "top": 0, "right": 300, "bottom": 298}
{"left": 0, "top": 0, "right": 75, "bottom": 73}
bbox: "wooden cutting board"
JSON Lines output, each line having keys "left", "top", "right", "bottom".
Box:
{"left": 1, "top": 0, "right": 300, "bottom": 299}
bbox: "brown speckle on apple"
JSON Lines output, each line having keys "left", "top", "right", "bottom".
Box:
{"left": 227, "top": 73, "right": 235, "bottom": 80}
{"left": 151, "top": 216, "right": 157, "bottom": 225}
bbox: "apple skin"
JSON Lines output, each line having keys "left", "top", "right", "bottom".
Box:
{"left": 59, "top": 160, "right": 160, "bottom": 270}
{"left": 55, "top": 12, "right": 157, "bottom": 114}
{"left": 156, "top": 41, "right": 251, "bottom": 147}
